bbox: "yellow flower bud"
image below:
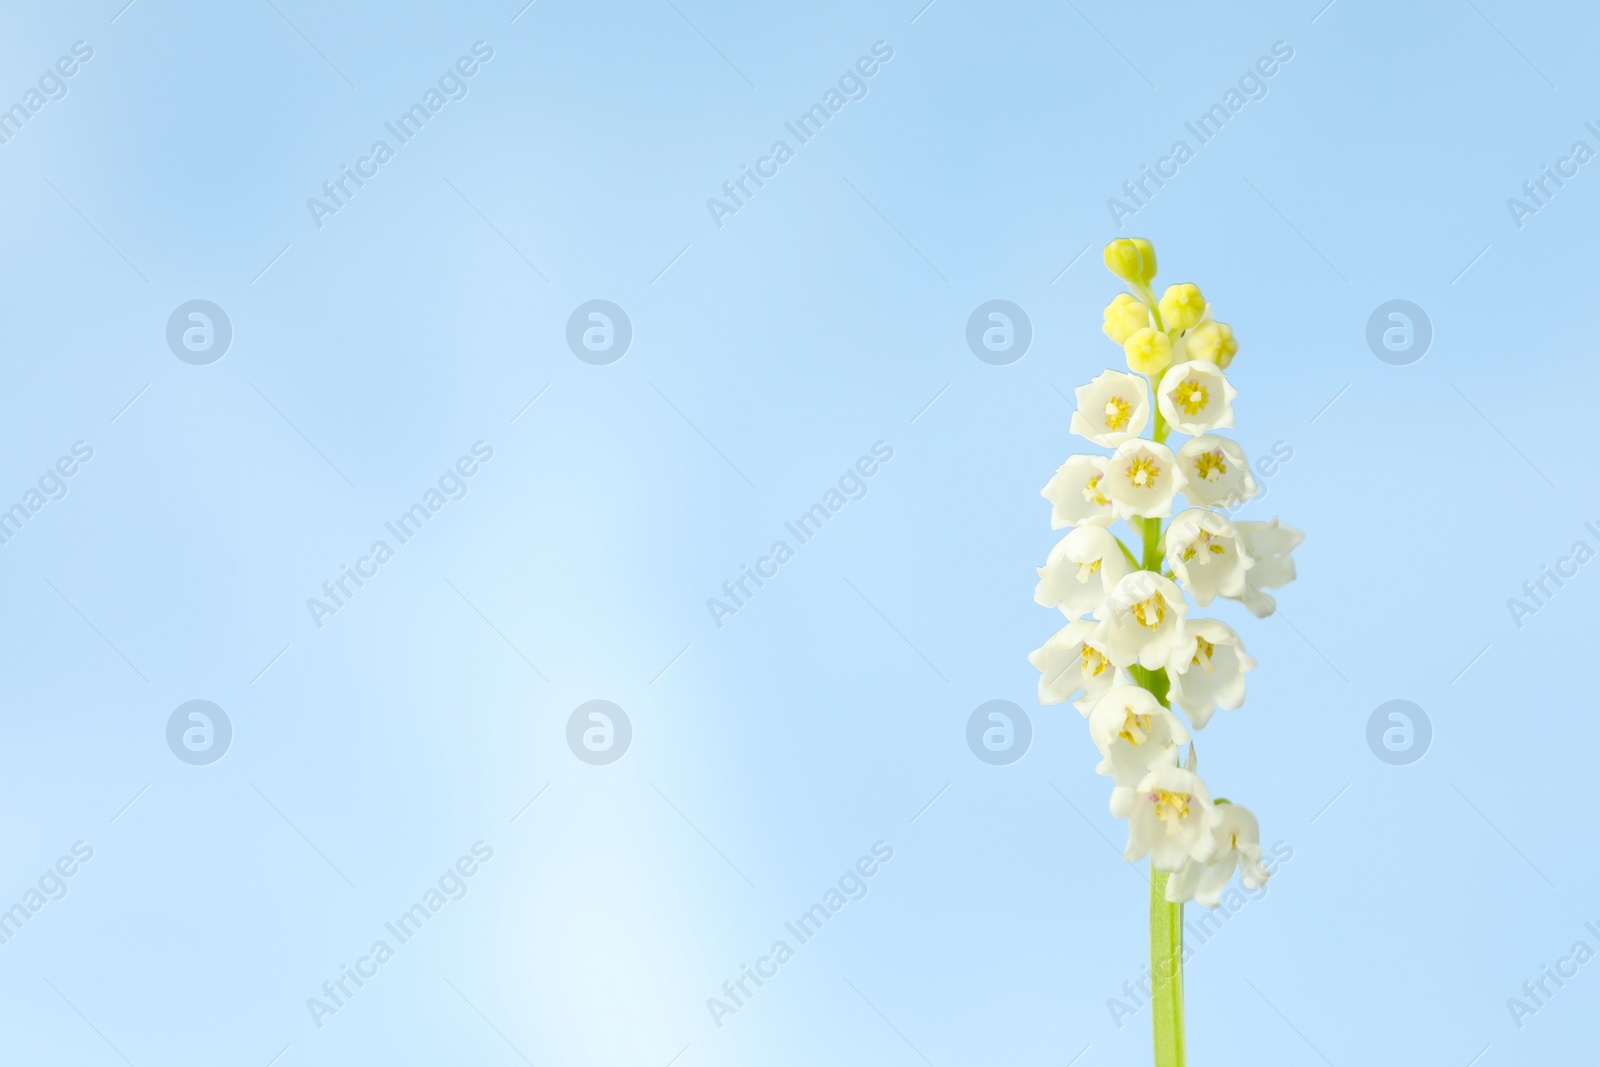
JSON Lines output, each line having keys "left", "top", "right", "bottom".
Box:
{"left": 1101, "top": 293, "right": 1151, "bottom": 345}
{"left": 1187, "top": 321, "right": 1238, "bottom": 369}
{"left": 1158, "top": 284, "right": 1205, "bottom": 333}
{"left": 1123, "top": 326, "right": 1173, "bottom": 377}
{"left": 1103, "top": 238, "right": 1157, "bottom": 285}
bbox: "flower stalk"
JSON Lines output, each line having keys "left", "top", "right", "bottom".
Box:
{"left": 1150, "top": 866, "right": 1186, "bottom": 1067}
{"left": 1134, "top": 500, "right": 1186, "bottom": 1062}
{"left": 1031, "top": 237, "right": 1305, "bottom": 1065}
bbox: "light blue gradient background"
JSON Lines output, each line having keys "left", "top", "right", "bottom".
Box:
{"left": 0, "top": 0, "right": 1592, "bottom": 1063}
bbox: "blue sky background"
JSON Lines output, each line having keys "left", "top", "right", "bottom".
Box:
{"left": 0, "top": 0, "right": 1594, "bottom": 1064}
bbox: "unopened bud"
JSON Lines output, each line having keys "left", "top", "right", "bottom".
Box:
{"left": 1103, "top": 238, "right": 1157, "bottom": 285}
{"left": 1123, "top": 326, "right": 1173, "bottom": 377}
{"left": 1102, "top": 293, "right": 1152, "bottom": 345}
{"left": 1159, "top": 284, "right": 1205, "bottom": 332}
{"left": 1188, "top": 321, "right": 1238, "bottom": 368}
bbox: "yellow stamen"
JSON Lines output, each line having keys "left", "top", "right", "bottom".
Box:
{"left": 1171, "top": 379, "right": 1209, "bottom": 416}
{"left": 1193, "top": 449, "right": 1226, "bottom": 483}
{"left": 1153, "top": 789, "right": 1191, "bottom": 834}
{"left": 1118, "top": 710, "right": 1153, "bottom": 745}
{"left": 1081, "top": 644, "right": 1110, "bottom": 679}
{"left": 1102, "top": 395, "right": 1133, "bottom": 432}
{"left": 1179, "top": 529, "right": 1228, "bottom": 563}
{"left": 1126, "top": 455, "right": 1160, "bottom": 488}
{"left": 1192, "top": 635, "right": 1217, "bottom": 676}
{"left": 1131, "top": 595, "right": 1166, "bottom": 630}
{"left": 1083, "top": 473, "right": 1109, "bottom": 506}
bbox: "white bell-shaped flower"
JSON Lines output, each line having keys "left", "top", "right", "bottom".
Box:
{"left": 1071, "top": 370, "right": 1150, "bottom": 446}
{"left": 1095, "top": 570, "right": 1188, "bottom": 669}
{"left": 1163, "top": 804, "right": 1270, "bottom": 907}
{"left": 1165, "top": 509, "right": 1254, "bottom": 607}
{"left": 1104, "top": 440, "right": 1186, "bottom": 520}
{"left": 1041, "top": 455, "right": 1114, "bottom": 530}
{"left": 1157, "top": 360, "right": 1236, "bottom": 435}
{"left": 1035, "top": 526, "right": 1128, "bottom": 620}
{"left": 1089, "top": 685, "right": 1188, "bottom": 814}
{"left": 1125, "top": 766, "right": 1223, "bottom": 872}
{"left": 1028, "top": 619, "right": 1122, "bottom": 715}
{"left": 1165, "top": 619, "right": 1256, "bottom": 729}
{"left": 1176, "top": 435, "right": 1258, "bottom": 511}
{"left": 1228, "top": 518, "right": 1304, "bottom": 618}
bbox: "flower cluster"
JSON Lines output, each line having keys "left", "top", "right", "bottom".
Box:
{"left": 1029, "top": 238, "right": 1303, "bottom": 907}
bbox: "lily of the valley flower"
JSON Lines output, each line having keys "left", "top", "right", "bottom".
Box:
{"left": 1041, "top": 455, "right": 1115, "bottom": 529}
{"left": 1104, "top": 439, "right": 1186, "bottom": 520}
{"left": 1227, "top": 518, "right": 1305, "bottom": 618}
{"left": 1035, "top": 525, "right": 1128, "bottom": 619}
{"left": 1071, "top": 370, "right": 1150, "bottom": 446}
{"left": 1096, "top": 570, "right": 1188, "bottom": 669}
{"left": 1124, "top": 765, "right": 1223, "bottom": 872}
{"left": 1165, "top": 619, "right": 1256, "bottom": 729}
{"left": 1165, "top": 509, "right": 1253, "bottom": 607}
{"left": 1157, "top": 360, "right": 1236, "bottom": 435}
{"left": 1028, "top": 619, "right": 1122, "bottom": 714}
{"left": 1176, "top": 435, "right": 1259, "bottom": 511}
{"left": 1163, "top": 804, "right": 1269, "bottom": 906}
{"left": 1031, "top": 236, "right": 1302, "bottom": 951}
{"left": 1089, "top": 684, "right": 1188, "bottom": 806}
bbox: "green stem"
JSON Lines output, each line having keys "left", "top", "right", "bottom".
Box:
{"left": 1132, "top": 283, "right": 1169, "bottom": 444}
{"left": 1139, "top": 516, "right": 1163, "bottom": 572}
{"left": 1136, "top": 501, "right": 1184, "bottom": 1065}
{"left": 1114, "top": 536, "right": 1142, "bottom": 572}
{"left": 1150, "top": 866, "right": 1186, "bottom": 1067}
{"left": 1134, "top": 283, "right": 1166, "bottom": 333}
{"left": 1151, "top": 392, "right": 1168, "bottom": 443}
